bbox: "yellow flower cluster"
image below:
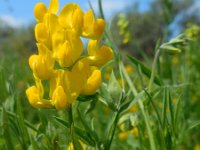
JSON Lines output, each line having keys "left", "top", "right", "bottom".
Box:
{"left": 117, "top": 13, "right": 131, "bottom": 44}
{"left": 26, "top": 0, "right": 113, "bottom": 110}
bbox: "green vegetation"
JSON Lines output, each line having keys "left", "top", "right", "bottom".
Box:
{"left": 0, "top": 0, "right": 200, "bottom": 149}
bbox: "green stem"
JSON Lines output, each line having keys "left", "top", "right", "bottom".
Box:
{"left": 98, "top": 0, "right": 105, "bottom": 19}
{"left": 120, "top": 62, "right": 156, "bottom": 150}
{"left": 68, "top": 105, "right": 75, "bottom": 148}
{"left": 138, "top": 100, "right": 156, "bottom": 150}
{"left": 105, "top": 111, "right": 120, "bottom": 150}
{"left": 149, "top": 48, "right": 161, "bottom": 92}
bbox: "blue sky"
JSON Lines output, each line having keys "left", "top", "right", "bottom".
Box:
{"left": 0, "top": 0, "right": 151, "bottom": 27}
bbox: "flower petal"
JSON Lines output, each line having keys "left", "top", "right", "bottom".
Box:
{"left": 48, "top": 0, "right": 59, "bottom": 14}
{"left": 35, "top": 23, "right": 48, "bottom": 43}
{"left": 34, "top": 2, "right": 47, "bottom": 22}
{"left": 26, "top": 86, "right": 53, "bottom": 108}
{"left": 52, "top": 86, "right": 68, "bottom": 109}
{"left": 81, "top": 69, "right": 101, "bottom": 95}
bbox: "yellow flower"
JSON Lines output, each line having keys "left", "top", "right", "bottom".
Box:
{"left": 171, "top": 56, "right": 179, "bottom": 65}
{"left": 67, "top": 141, "right": 86, "bottom": 150}
{"left": 82, "top": 10, "right": 105, "bottom": 39}
{"left": 118, "top": 132, "right": 128, "bottom": 140}
{"left": 125, "top": 64, "right": 134, "bottom": 74}
{"left": 104, "top": 73, "right": 111, "bottom": 80}
{"left": 81, "top": 69, "right": 101, "bottom": 95}
{"left": 29, "top": 43, "right": 54, "bottom": 80}
{"left": 34, "top": 0, "right": 59, "bottom": 22}
{"left": 26, "top": 79, "right": 52, "bottom": 108}
{"left": 52, "top": 86, "right": 68, "bottom": 109}
{"left": 53, "top": 30, "right": 83, "bottom": 67}
{"left": 66, "top": 59, "right": 101, "bottom": 97}
{"left": 131, "top": 127, "right": 139, "bottom": 138}
{"left": 87, "top": 40, "right": 113, "bottom": 66}
{"left": 59, "top": 3, "right": 84, "bottom": 35}
{"left": 27, "top": 0, "right": 113, "bottom": 110}
{"left": 194, "top": 144, "right": 200, "bottom": 150}
{"left": 128, "top": 104, "right": 139, "bottom": 113}
{"left": 50, "top": 59, "right": 101, "bottom": 107}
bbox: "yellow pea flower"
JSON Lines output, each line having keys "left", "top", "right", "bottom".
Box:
{"left": 131, "top": 127, "right": 139, "bottom": 138}
{"left": 64, "top": 60, "right": 89, "bottom": 103}
{"left": 29, "top": 44, "right": 54, "bottom": 80}
{"left": 35, "top": 23, "right": 50, "bottom": 46}
{"left": 26, "top": 79, "right": 53, "bottom": 108}
{"left": 34, "top": 0, "right": 59, "bottom": 22}
{"left": 87, "top": 40, "right": 113, "bottom": 66}
{"left": 27, "top": 0, "right": 113, "bottom": 110}
{"left": 128, "top": 104, "right": 139, "bottom": 113}
{"left": 49, "top": 61, "right": 87, "bottom": 106}
{"left": 67, "top": 143, "right": 74, "bottom": 150}
{"left": 104, "top": 73, "right": 111, "bottom": 80}
{"left": 125, "top": 64, "right": 134, "bottom": 74}
{"left": 34, "top": 13, "right": 60, "bottom": 50}
{"left": 194, "top": 144, "right": 200, "bottom": 150}
{"left": 59, "top": 3, "right": 84, "bottom": 35}
{"left": 82, "top": 9, "right": 105, "bottom": 39}
{"left": 81, "top": 69, "right": 101, "bottom": 95}
{"left": 118, "top": 132, "right": 128, "bottom": 140}
{"left": 49, "top": 70, "right": 65, "bottom": 98}
{"left": 53, "top": 30, "right": 83, "bottom": 67}
{"left": 52, "top": 86, "right": 68, "bottom": 109}
{"left": 67, "top": 141, "right": 86, "bottom": 150}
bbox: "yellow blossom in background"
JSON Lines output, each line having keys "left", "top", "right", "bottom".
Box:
{"left": 118, "top": 132, "right": 128, "bottom": 140}
{"left": 131, "top": 127, "right": 139, "bottom": 138}
{"left": 117, "top": 13, "right": 131, "bottom": 44}
{"left": 194, "top": 144, "right": 200, "bottom": 150}
{"left": 26, "top": 0, "right": 113, "bottom": 110}
{"left": 171, "top": 56, "right": 179, "bottom": 65}
{"left": 118, "top": 127, "right": 139, "bottom": 140}
{"left": 125, "top": 64, "right": 134, "bottom": 74}
{"left": 172, "top": 98, "right": 177, "bottom": 105}
{"left": 192, "top": 96, "right": 198, "bottom": 102}
{"left": 104, "top": 73, "right": 111, "bottom": 81}
{"left": 117, "top": 78, "right": 123, "bottom": 86}
{"left": 128, "top": 104, "right": 139, "bottom": 113}
{"left": 67, "top": 141, "right": 86, "bottom": 150}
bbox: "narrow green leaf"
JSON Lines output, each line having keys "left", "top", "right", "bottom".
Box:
{"left": 2, "top": 108, "right": 15, "bottom": 150}
{"left": 161, "top": 45, "right": 181, "bottom": 54}
{"left": 6, "top": 110, "right": 38, "bottom": 132}
{"left": 162, "top": 88, "right": 168, "bottom": 128}
{"left": 16, "top": 96, "right": 30, "bottom": 147}
{"left": 77, "top": 109, "right": 99, "bottom": 143}
{"left": 30, "top": 136, "right": 40, "bottom": 150}
{"left": 108, "top": 71, "right": 122, "bottom": 104}
{"left": 127, "top": 55, "right": 162, "bottom": 86}
{"left": 169, "top": 38, "right": 185, "bottom": 45}
{"left": 8, "top": 117, "right": 20, "bottom": 137}
{"left": 54, "top": 117, "right": 70, "bottom": 128}
{"left": 167, "top": 89, "right": 175, "bottom": 131}
{"left": 174, "top": 93, "right": 183, "bottom": 132}
{"left": 85, "top": 99, "right": 98, "bottom": 114}
{"left": 124, "top": 88, "right": 160, "bottom": 114}
{"left": 98, "top": 0, "right": 105, "bottom": 19}
{"left": 0, "top": 69, "right": 8, "bottom": 101}
{"left": 189, "top": 120, "right": 200, "bottom": 129}
{"left": 74, "top": 127, "right": 95, "bottom": 146}
{"left": 165, "top": 129, "right": 172, "bottom": 150}
{"left": 99, "top": 83, "right": 118, "bottom": 111}
{"left": 54, "top": 116, "right": 95, "bottom": 146}
{"left": 77, "top": 94, "right": 97, "bottom": 102}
